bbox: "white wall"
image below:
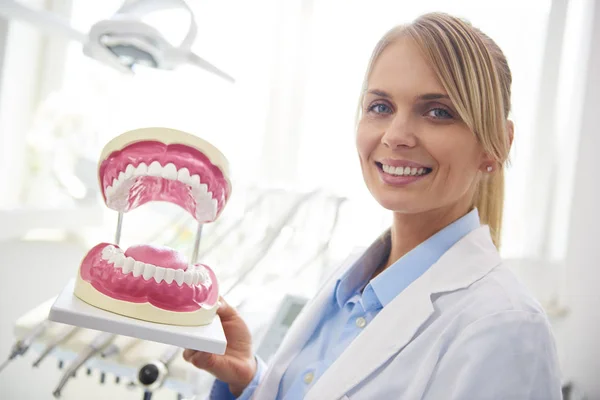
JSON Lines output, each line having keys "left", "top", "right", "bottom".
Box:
{"left": 554, "top": 0, "right": 600, "bottom": 396}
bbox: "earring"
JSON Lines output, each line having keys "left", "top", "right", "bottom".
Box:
{"left": 486, "top": 165, "right": 493, "bottom": 173}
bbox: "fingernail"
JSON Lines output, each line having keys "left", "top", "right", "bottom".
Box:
{"left": 182, "top": 349, "right": 194, "bottom": 360}
{"left": 218, "top": 297, "right": 226, "bottom": 308}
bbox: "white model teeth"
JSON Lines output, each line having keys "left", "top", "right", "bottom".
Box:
{"left": 122, "top": 257, "right": 135, "bottom": 274}
{"left": 143, "top": 264, "right": 155, "bottom": 280}
{"left": 382, "top": 164, "right": 428, "bottom": 176}
{"left": 108, "top": 250, "right": 124, "bottom": 266}
{"left": 99, "top": 246, "right": 210, "bottom": 287}
{"left": 104, "top": 162, "right": 218, "bottom": 219}
{"left": 148, "top": 161, "right": 162, "bottom": 176}
{"left": 134, "top": 163, "right": 148, "bottom": 176}
{"left": 133, "top": 261, "right": 145, "bottom": 278}
{"left": 175, "top": 269, "right": 185, "bottom": 286}
{"left": 162, "top": 163, "right": 178, "bottom": 180}
{"left": 125, "top": 164, "right": 135, "bottom": 179}
{"left": 153, "top": 268, "right": 165, "bottom": 283}
{"left": 190, "top": 174, "right": 200, "bottom": 187}
{"left": 164, "top": 269, "right": 175, "bottom": 284}
{"left": 184, "top": 270, "right": 194, "bottom": 285}
{"left": 193, "top": 266, "right": 210, "bottom": 284}
{"left": 177, "top": 167, "right": 191, "bottom": 184}
{"left": 101, "top": 245, "right": 116, "bottom": 259}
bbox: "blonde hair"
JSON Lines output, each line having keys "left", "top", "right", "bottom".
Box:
{"left": 358, "top": 12, "right": 512, "bottom": 248}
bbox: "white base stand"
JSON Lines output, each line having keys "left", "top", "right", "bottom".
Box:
{"left": 49, "top": 279, "right": 227, "bottom": 354}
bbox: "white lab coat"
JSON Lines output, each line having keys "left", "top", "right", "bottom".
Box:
{"left": 252, "top": 225, "right": 562, "bottom": 400}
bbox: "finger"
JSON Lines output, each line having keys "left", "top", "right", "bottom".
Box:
{"left": 216, "top": 296, "right": 239, "bottom": 321}
{"left": 189, "top": 351, "right": 222, "bottom": 372}
{"left": 188, "top": 351, "right": 253, "bottom": 387}
{"left": 182, "top": 349, "right": 197, "bottom": 361}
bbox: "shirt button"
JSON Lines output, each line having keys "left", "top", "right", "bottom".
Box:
{"left": 355, "top": 317, "right": 367, "bottom": 328}
{"left": 304, "top": 371, "right": 314, "bottom": 384}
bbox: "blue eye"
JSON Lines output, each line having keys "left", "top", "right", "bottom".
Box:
{"left": 367, "top": 103, "right": 393, "bottom": 114}
{"left": 427, "top": 108, "right": 453, "bottom": 119}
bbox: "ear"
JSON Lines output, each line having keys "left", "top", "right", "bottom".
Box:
{"left": 507, "top": 119, "right": 514, "bottom": 149}
{"left": 479, "top": 120, "right": 514, "bottom": 173}
{"left": 480, "top": 153, "right": 495, "bottom": 173}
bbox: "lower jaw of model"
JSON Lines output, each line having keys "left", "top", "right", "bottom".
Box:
{"left": 73, "top": 129, "right": 230, "bottom": 326}
{"left": 74, "top": 243, "right": 220, "bottom": 326}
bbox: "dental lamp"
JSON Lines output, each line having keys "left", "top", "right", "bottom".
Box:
{"left": 0, "top": 0, "right": 234, "bottom": 82}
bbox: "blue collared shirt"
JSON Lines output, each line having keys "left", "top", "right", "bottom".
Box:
{"left": 211, "top": 209, "right": 481, "bottom": 399}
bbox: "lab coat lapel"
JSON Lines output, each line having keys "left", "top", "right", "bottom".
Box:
{"left": 305, "top": 225, "right": 501, "bottom": 400}
{"left": 252, "top": 250, "right": 364, "bottom": 400}
{"left": 304, "top": 263, "right": 435, "bottom": 400}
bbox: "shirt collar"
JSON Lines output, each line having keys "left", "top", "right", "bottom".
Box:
{"left": 334, "top": 208, "right": 481, "bottom": 309}
{"left": 334, "top": 232, "right": 390, "bottom": 309}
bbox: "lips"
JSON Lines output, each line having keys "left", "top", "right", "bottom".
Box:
{"left": 375, "top": 160, "right": 432, "bottom": 187}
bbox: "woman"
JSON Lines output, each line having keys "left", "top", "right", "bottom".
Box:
{"left": 183, "top": 12, "right": 562, "bottom": 399}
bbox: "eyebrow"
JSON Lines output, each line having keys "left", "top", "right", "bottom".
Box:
{"left": 419, "top": 93, "right": 450, "bottom": 100}
{"left": 366, "top": 89, "right": 450, "bottom": 101}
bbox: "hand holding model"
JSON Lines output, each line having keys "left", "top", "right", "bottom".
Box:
{"left": 183, "top": 298, "right": 256, "bottom": 396}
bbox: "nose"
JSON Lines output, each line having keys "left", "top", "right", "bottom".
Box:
{"left": 381, "top": 113, "right": 417, "bottom": 149}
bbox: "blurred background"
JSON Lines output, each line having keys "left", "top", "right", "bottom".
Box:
{"left": 0, "top": 0, "right": 597, "bottom": 399}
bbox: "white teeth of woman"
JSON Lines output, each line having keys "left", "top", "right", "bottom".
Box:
{"left": 382, "top": 164, "right": 427, "bottom": 176}
{"left": 99, "top": 246, "right": 209, "bottom": 286}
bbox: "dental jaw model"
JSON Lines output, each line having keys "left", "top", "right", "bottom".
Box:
{"left": 74, "top": 128, "right": 231, "bottom": 326}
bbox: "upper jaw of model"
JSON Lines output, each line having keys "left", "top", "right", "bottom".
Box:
{"left": 98, "top": 127, "right": 231, "bottom": 223}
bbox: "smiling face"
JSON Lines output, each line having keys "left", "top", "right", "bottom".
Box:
{"left": 357, "top": 36, "right": 490, "bottom": 216}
